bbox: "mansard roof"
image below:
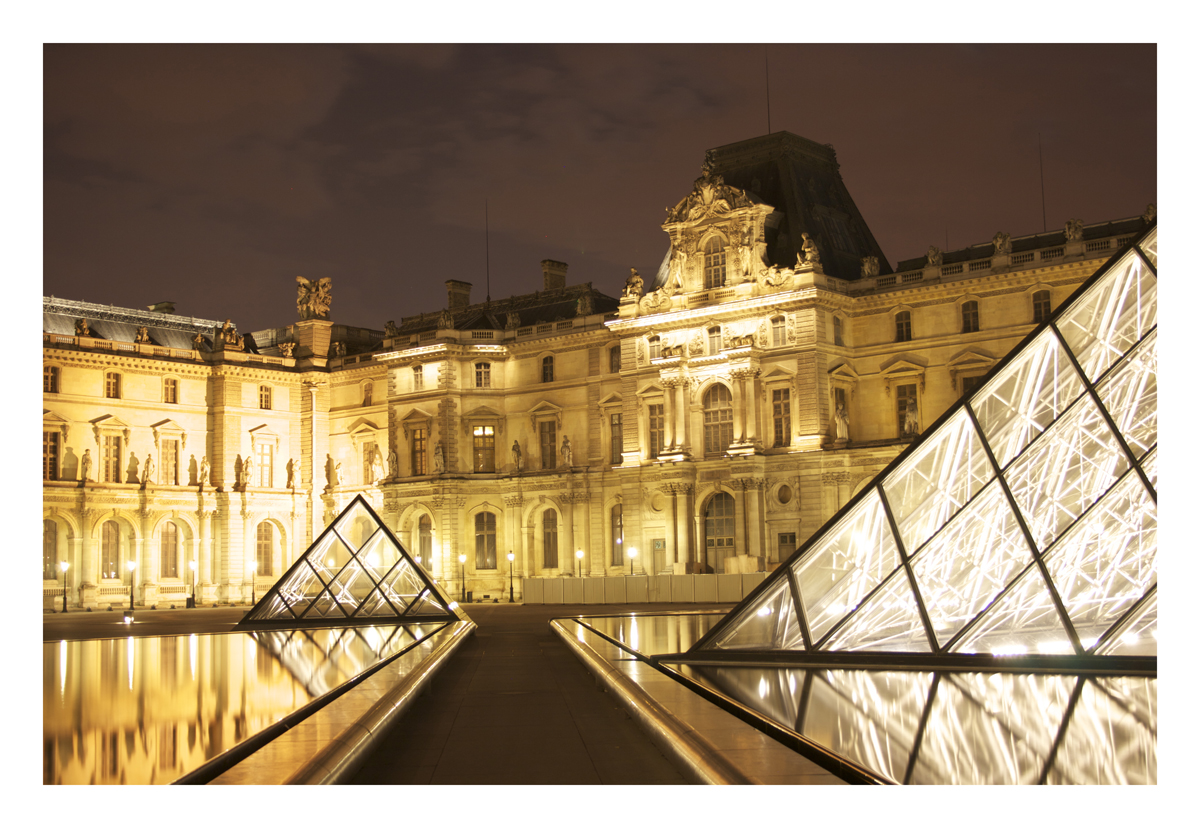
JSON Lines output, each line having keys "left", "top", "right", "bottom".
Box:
{"left": 42, "top": 296, "right": 235, "bottom": 352}
{"left": 394, "top": 282, "right": 619, "bottom": 335}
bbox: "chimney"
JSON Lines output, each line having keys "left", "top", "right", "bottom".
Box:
{"left": 541, "top": 259, "right": 568, "bottom": 291}
{"left": 446, "top": 280, "right": 472, "bottom": 309}
{"left": 147, "top": 301, "right": 176, "bottom": 315}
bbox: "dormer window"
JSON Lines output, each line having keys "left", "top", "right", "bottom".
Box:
{"left": 703, "top": 237, "right": 726, "bottom": 290}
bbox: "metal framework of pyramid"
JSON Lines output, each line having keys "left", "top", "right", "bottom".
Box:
{"left": 239, "top": 495, "right": 467, "bottom": 628}
{"left": 688, "top": 224, "right": 1157, "bottom": 668}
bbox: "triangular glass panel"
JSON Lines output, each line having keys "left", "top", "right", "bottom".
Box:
{"left": 1056, "top": 247, "right": 1157, "bottom": 383}
{"left": 883, "top": 407, "right": 994, "bottom": 554}
{"left": 822, "top": 568, "right": 931, "bottom": 653}
{"left": 793, "top": 488, "right": 903, "bottom": 644}
{"left": 239, "top": 495, "right": 464, "bottom": 628}
{"left": 406, "top": 590, "right": 453, "bottom": 616}
{"left": 1138, "top": 226, "right": 1157, "bottom": 267}
{"left": 909, "top": 481, "right": 1034, "bottom": 649}
{"left": 1043, "top": 677, "right": 1156, "bottom": 784}
{"left": 1096, "top": 590, "right": 1157, "bottom": 656}
{"left": 950, "top": 564, "right": 1069, "bottom": 656}
{"left": 1141, "top": 447, "right": 1157, "bottom": 488}
{"left": 1042, "top": 469, "right": 1156, "bottom": 651}
{"left": 1003, "top": 392, "right": 1130, "bottom": 552}
{"left": 1095, "top": 329, "right": 1156, "bottom": 459}
{"left": 708, "top": 575, "right": 804, "bottom": 651}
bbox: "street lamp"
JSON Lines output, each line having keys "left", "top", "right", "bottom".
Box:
{"left": 126, "top": 559, "right": 136, "bottom": 611}
{"left": 59, "top": 561, "right": 69, "bottom": 613}
{"left": 575, "top": 548, "right": 584, "bottom": 578}
{"left": 506, "top": 551, "right": 515, "bottom": 602}
{"left": 250, "top": 559, "right": 257, "bottom": 605}
{"left": 458, "top": 553, "right": 467, "bottom": 602}
{"left": 189, "top": 559, "right": 197, "bottom": 608}
{"left": 628, "top": 547, "right": 637, "bottom": 575}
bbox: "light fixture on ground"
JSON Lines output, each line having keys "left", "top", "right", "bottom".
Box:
{"left": 188, "top": 559, "right": 197, "bottom": 608}
{"left": 59, "top": 561, "right": 69, "bottom": 613}
{"left": 126, "top": 559, "right": 136, "bottom": 614}
{"left": 628, "top": 547, "right": 637, "bottom": 575}
{"left": 507, "top": 551, "right": 515, "bottom": 602}
{"left": 575, "top": 548, "right": 583, "bottom": 578}
{"left": 459, "top": 553, "right": 467, "bottom": 602}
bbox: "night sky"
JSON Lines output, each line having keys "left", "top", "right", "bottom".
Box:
{"left": 43, "top": 43, "right": 1156, "bottom": 334}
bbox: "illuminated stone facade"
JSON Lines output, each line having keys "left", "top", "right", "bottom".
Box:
{"left": 42, "top": 132, "right": 1154, "bottom": 607}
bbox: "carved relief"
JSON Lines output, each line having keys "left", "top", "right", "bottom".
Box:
{"left": 1064, "top": 219, "right": 1084, "bottom": 242}
{"left": 992, "top": 231, "right": 1012, "bottom": 255}
{"left": 296, "top": 277, "right": 332, "bottom": 320}
{"left": 688, "top": 332, "right": 704, "bottom": 356}
{"left": 926, "top": 246, "right": 943, "bottom": 268}
{"left": 787, "top": 315, "right": 796, "bottom": 344}
{"left": 860, "top": 256, "right": 880, "bottom": 278}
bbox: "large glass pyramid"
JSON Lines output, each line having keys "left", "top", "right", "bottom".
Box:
{"left": 692, "top": 225, "right": 1157, "bottom": 664}
{"left": 239, "top": 495, "right": 468, "bottom": 628}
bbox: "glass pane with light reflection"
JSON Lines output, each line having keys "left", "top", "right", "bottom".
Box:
{"left": 950, "top": 564, "right": 1068, "bottom": 656}
{"left": 1095, "top": 329, "right": 1157, "bottom": 459}
{"left": 709, "top": 575, "right": 803, "bottom": 650}
{"left": 822, "top": 568, "right": 930, "bottom": 653}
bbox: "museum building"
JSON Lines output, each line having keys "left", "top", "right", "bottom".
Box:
{"left": 42, "top": 131, "right": 1155, "bottom": 609}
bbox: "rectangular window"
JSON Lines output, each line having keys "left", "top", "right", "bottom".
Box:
{"left": 162, "top": 439, "right": 180, "bottom": 486}
{"left": 255, "top": 441, "right": 273, "bottom": 488}
{"left": 475, "top": 512, "right": 497, "bottom": 570}
{"left": 102, "top": 435, "right": 122, "bottom": 483}
{"left": 164, "top": 378, "right": 178, "bottom": 404}
{"left": 1033, "top": 290, "right": 1052, "bottom": 324}
{"left": 539, "top": 420, "right": 557, "bottom": 470}
{"left": 43, "top": 432, "right": 60, "bottom": 481}
{"left": 610, "top": 412, "right": 622, "bottom": 464}
{"left": 44, "top": 365, "right": 59, "bottom": 393}
{"left": 778, "top": 532, "right": 797, "bottom": 563}
{"left": 895, "top": 312, "right": 912, "bottom": 343}
{"left": 772, "top": 389, "right": 791, "bottom": 448}
{"left": 961, "top": 374, "right": 985, "bottom": 400}
{"left": 543, "top": 511, "right": 558, "bottom": 569}
{"left": 897, "top": 384, "right": 918, "bottom": 436}
{"left": 473, "top": 425, "right": 495, "bottom": 473}
{"left": 259, "top": 385, "right": 272, "bottom": 410}
{"left": 772, "top": 317, "right": 786, "bottom": 346}
{"left": 648, "top": 404, "right": 664, "bottom": 459}
{"left": 648, "top": 338, "right": 661, "bottom": 360}
{"left": 542, "top": 356, "right": 554, "bottom": 383}
{"left": 609, "top": 346, "right": 621, "bottom": 373}
{"left": 475, "top": 363, "right": 491, "bottom": 388}
{"left": 708, "top": 327, "right": 722, "bottom": 354}
{"left": 611, "top": 505, "right": 623, "bottom": 566}
{"left": 257, "top": 523, "right": 274, "bottom": 577}
{"left": 160, "top": 523, "right": 178, "bottom": 579}
{"left": 411, "top": 427, "right": 427, "bottom": 476}
{"left": 413, "top": 365, "right": 424, "bottom": 391}
{"left": 961, "top": 300, "right": 979, "bottom": 334}
{"left": 833, "top": 316, "right": 844, "bottom": 346}
{"left": 105, "top": 372, "right": 121, "bottom": 399}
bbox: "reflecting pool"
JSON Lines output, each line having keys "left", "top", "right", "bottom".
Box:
{"left": 44, "top": 623, "right": 447, "bottom": 784}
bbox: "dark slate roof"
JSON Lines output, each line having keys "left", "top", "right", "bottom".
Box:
{"left": 394, "top": 283, "right": 619, "bottom": 336}
{"left": 42, "top": 297, "right": 230, "bottom": 352}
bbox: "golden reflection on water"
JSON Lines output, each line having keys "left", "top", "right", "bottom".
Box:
{"left": 43, "top": 624, "right": 438, "bottom": 785}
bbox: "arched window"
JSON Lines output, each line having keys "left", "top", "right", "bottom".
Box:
{"left": 418, "top": 515, "right": 432, "bottom": 566}
{"left": 961, "top": 300, "right": 979, "bottom": 333}
{"left": 610, "top": 504, "right": 624, "bottom": 566}
{"left": 43, "top": 519, "right": 57, "bottom": 580}
{"left": 543, "top": 510, "right": 559, "bottom": 568}
{"left": 703, "top": 384, "right": 734, "bottom": 455}
{"left": 256, "top": 522, "right": 274, "bottom": 577}
{"left": 895, "top": 310, "right": 912, "bottom": 342}
{"left": 703, "top": 237, "right": 726, "bottom": 289}
{"left": 475, "top": 512, "right": 497, "bottom": 570}
{"left": 160, "top": 521, "right": 179, "bottom": 579}
{"left": 705, "top": 492, "right": 736, "bottom": 572}
{"left": 1033, "top": 290, "right": 1052, "bottom": 323}
{"left": 101, "top": 521, "right": 120, "bottom": 579}
{"left": 542, "top": 356, "right": 554, "bottom": 383}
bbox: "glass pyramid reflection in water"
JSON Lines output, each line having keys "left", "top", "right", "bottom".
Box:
{"left": 695, "top": 225, "right": 1157, "bottom": 660}
{"left": 240, "top": 495, "right": 467, "bottom": 627}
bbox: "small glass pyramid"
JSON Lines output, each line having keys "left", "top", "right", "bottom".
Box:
{"left": 239, "top": 495, "right": 468, "bottom": 628}
{"left": 694, "top": 225, "right": 1157, "bottom": 662}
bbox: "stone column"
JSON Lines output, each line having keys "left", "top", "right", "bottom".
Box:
{"left": 561, "top": 494, "right": 575, "bottom": 574}
{"left": 675, "top": 382, "right": 689, "bottom": 451}
{"left": 731, "top": 482, "right": 747, "bottom": 570}
{"left": 746, "top": 479, "right": 765, "bottom": 560}
{"left": 665, "top": 486, "right": 678, "bottom": 567}
{"left": 744, "top": 371, "right": 760, "bottom": 444}
{"left": 137, "top": 506, "right": 153, "bottom": 606}
{"left": 675, "top": 484, "right": 694, "bottom": 571}
{"left": 663, "top": 380, "right": 676, "bottom": 449}
{"left": 242, "top": 505, "right": 255, "bottom": 604}
{"left": 503, "top": 494, "right": 524, "bottom": 578}
{"left": 731, "top": 375, "right": 745, "bottom": 443}
{"left": 80, "top": 507, "right": 97, "bottom": 608}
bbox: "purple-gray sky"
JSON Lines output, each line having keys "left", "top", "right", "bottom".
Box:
{"left": 43, "top": 43, "right": 1156, "bottom": 333}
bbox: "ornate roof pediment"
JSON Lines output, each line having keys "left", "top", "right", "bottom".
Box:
{"left": 664, "top": 157, "right": 764, "bottom": 226}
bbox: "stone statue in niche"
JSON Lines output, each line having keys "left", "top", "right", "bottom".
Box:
{"left": 193, "top": 331, "right": 206, "bottom": 349}
{"left": 278, "top": 341, "right": 295, "bottom": 357}
{"left": 1143, "top": 203, "right": 1156, "bottom": 224}
{"left": 188, "top": 454, "right": 198, "bottom": 486}
{"left": 75, "top": 319, "right": 91, "bottom": 337}
{"left": 384, "top": 320, "right": 399, "bottom": 337}
{"left": 560, "top": 436, "right": 572, "bottom": 468}
{"left": 623, "top": 268, "right": 644, "bottom": 298}
{"left": 286, "top": 458, "right": 296, "bottom": 489}
{"left": 438, "top": 309, "right": 454, "bottom": 329}
{"left": 512, "top": 440, "right": 523, "bottom": 472}
{"left": 143, "top": 453, "right": 155, "bottom": 486}
{"left": 799, "top": 232, "right": 821, "bottom": 265}
{"left": 387, "top": 448, "right": 398, "bottom": 480}
{"left": 992, "top": 232, "right": 1012, "bottom": 255}
{"left": 296, "top": 276, "right": 332, "bottom": 320}
{"left": 576, "top": 292, "right": 594, "bottom": 316}
{"left": 220, "top": 319, "right": 244, "bottom": 350}
{"left": 861, "top": 256, "right": 880, "bottom": 278}
{"left": 371, "top": 450, "right": 385, "bottom": 485}
{"left": 135, "top": 326, "right": 151, "bottom": 344}
{"left": 199, "top": 456, "right": 210, "bottom": 488}
{"left": 80, "top": 449, "right": 92, "bottom": 484}
{"left": 242, "top": 454, "right": 254, "bottom": 489}
{"left": 835, "top": 404, "right": 850, "bottom": 442}
{"left": 433, "top": 441, "right": 445, "bottom": 474}
{"left": 505, "top": 312, "right": 521, "bottom": 330}
{"left": 362, "top": 383, "right": 372, "bottom": 406}
{"left": 325, "top": 454, "right": 337, "bottom": 489}
{"left": 1064, "top": 219, "right": 1084, "bottom": 242}
{"left": 331, "top": 341, "right": 346, "bottom": 357}
{"left": 926, "top": 246, "right": 943, "bottom": 268}
{"left": 904, "top": 403, "right": 920, "bottom": 437}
